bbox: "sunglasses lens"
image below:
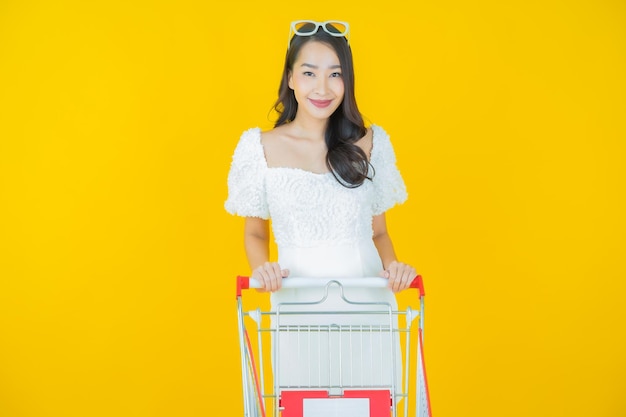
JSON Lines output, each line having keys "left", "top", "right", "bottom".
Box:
{"left": 324, "top": 21, "right": 348, "bottom": 36}
{"left": 293, "top": 21, "right": 318, "bottom": 35}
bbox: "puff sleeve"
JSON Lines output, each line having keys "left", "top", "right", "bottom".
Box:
{"left": 224, "top": 128, "right": 270, "bottom": 219}
{"left": 370, "top": 126, "right": 408, "bottom": 215}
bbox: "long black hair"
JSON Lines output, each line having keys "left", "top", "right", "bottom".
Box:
{"left": 272, "top": 23, "right": 372, "bottom": 188}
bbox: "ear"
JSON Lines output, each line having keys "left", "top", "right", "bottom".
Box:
{"left": 288, "top": 70, "right": 294, "bottom": 90}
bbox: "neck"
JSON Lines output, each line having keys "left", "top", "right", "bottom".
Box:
{"left": 290, "top": 114, "right": 329, "bottom": 141}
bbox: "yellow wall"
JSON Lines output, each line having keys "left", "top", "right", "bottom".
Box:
{"left": 1, "top": 1, "right": 624, "bottom": 416}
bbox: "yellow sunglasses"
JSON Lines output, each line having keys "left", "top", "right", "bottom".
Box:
{"left": 287, "top": 20, "right": 350, "bottom": 49}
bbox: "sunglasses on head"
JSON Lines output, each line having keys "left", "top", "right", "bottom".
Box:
{"left": 287, "top": 20, "right": 350, "bottom": 49}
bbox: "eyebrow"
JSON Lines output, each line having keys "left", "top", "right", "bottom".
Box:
{"left": 300, "top": 63, "right": 342, "bottom": 69}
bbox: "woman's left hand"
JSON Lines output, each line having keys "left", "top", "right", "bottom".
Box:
{"left": 381, "top": 261, "right": 417, "bottom": 293}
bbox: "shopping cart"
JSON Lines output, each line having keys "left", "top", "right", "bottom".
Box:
{"left": 236, "top": 276, "right": 432, "bottom": 417}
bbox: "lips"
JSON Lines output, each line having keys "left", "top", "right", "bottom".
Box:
{"left": 309, "top": 99, "right": 333, "bottom": 108}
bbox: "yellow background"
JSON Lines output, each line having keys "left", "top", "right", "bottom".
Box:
{"left": 1, "top": 1, "right": 625, "bottom": 416}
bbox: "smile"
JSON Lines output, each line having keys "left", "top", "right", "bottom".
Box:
{"left": 309, "top": 99, "right": 333, "bottom": 108}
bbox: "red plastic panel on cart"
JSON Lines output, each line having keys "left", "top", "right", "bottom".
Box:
{"left": 280, "top": 389, "right": 391, "bottom": 417}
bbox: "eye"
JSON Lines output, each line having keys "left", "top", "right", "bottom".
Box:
{"left": 303, "top": 71, "right": 315, "bottom": 77}
{"left": 330, "top": 72, "right": 343, "bottom": 78}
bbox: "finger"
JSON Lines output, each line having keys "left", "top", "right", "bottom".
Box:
{"left": 395, "top": 263, "right": 411, "bottom": 292}
{"left": 400, "top": 267, "right": 413, "bottom": 291}
{"left": 387, "top": 261, "right": 399, "bottom": 292}
{"left": 281, "top": 269, "right": 290, "bottom": 278}
{"left": 270, "top": 263, "right": 283, "bottom": 291}
{"left": 389, "top": 262, "right": 404, "bottom": 292}
{"left": 264, "top": 263, "right": 275, "bottom": 292}
{"left": 262, "top": 262, "right": 276, "bottom": 292}
{"left": 394, "top": 264, "right": 406, "bottom": 291}
{"left": 255, "top": 267, "right": 270, "bottom": 291}
{"left": 407, "top": 268, "right": 417, "bottom": 289}
{"left": 401, "top": 266, "right": 417, "bottom": 291}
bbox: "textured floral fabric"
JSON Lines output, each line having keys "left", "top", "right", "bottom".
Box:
{"left": 225, "top": 125, "right": 408, "bottom": 391}
{"left": 224, "top": 125, "right": 407, "bottom": 248}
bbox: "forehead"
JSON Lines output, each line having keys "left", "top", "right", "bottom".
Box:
{"left": 294, "top": 41, "right": 340, "bottom": 66}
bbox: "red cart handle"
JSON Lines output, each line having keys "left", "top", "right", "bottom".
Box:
{"left": 236, "top": 275, "right": 424, "bottom": 298}
{"left": 410, "top": 274, "right": 426, "bottom": 297}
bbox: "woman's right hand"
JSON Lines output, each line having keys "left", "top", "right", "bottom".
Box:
{"left": 252, "top": 262, "right": 289, "bottom": 292}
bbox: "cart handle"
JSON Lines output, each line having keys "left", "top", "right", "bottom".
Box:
{"left": 236, "top": 275, "right": 424, "bottom": 298}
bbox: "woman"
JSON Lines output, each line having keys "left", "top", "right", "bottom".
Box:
{"left": 225, "top": 20, "right": 417, "bottom": 390}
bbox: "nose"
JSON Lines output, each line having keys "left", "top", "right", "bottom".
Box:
{"left": 314, "top": 77, "right": 328, "bottom": 96}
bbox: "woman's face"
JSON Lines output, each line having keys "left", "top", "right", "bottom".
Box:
{"left": 288, "top": 41, "right": 345, "bottom": 122}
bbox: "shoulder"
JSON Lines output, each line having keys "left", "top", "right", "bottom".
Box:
{"left": 232, "top": 127, "right": 263, "bottom": 158}
{"left": 369, "top": 125, "right": 396, "bottom": 162}
{"left": 227, "top": 127, "right": 268, "bottom": 173}
{"left": 371, "top": 124, "right": 390, "bottom": 145}
{"left": 368, "top": 125, "right": 408, "bottom": 210}
{"left": 225, "top": 128, "right": 271, "bottom": 218}
{"left": 235, "top": 127, "right": 262, "bottom": 148}
{"left": 259, "top": 124, "right": 292, "bottom": 147}
{"left": 257, "top": 125, "right": 301, "bottom": 167}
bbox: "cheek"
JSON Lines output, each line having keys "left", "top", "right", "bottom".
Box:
{"left": 292, "top": 75, "right": 311, "bottom": 92}
{"left": 335, "top": 80, "right": 345, "bottom": 97}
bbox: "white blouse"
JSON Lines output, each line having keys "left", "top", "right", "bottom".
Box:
{"left": 225, "top": 125, "right": 408, "bottom": 249}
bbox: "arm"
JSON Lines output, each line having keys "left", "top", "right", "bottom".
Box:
{"left": 244, "top": 217, "right": 271, "bottom": 270}
{"left": 244, "top": 217, "right": 288, "bottom": 292}
{"left": 372, "top": 213, "right": 416, "bottom": 293}
{"left": 372, "top": 213, "right": 398, "bottom": 269}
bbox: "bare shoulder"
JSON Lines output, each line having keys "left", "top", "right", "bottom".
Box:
{"left": 261, "top": 124, "right": 296, "bottom": 146}
{"left": 355, "top": 126, "right": 374, "bottom": 159}
{"left": 259, "top": 125, "right": 297, "bottom": 167}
